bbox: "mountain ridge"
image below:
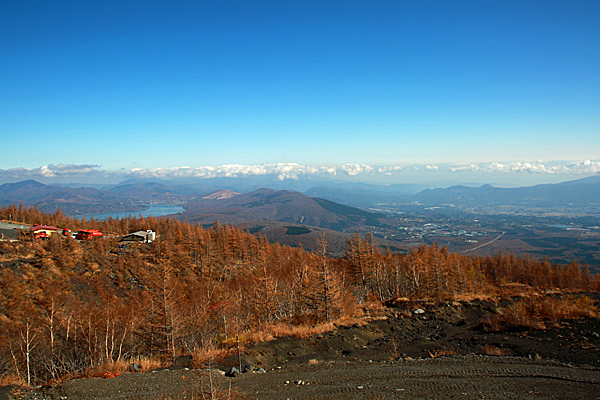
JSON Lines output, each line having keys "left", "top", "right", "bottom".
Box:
{"left": 2, "top": 174, "right": 599, "bottom": 219}
{"left": 176, "top": 188, "right": 388, "bottom": 232}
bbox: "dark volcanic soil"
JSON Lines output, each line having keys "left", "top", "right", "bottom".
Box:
{"left": 221, "top": 356, "right": 600, "bottom": 400}
{"left": 6, "top": 300, "right": 600, "bottom": 400}
{"left": 219, "top": 299, "right": 600, "bottom": 370}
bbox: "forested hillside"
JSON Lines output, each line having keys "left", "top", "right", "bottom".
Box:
{"left": 0, "top": 205, "right": 598, "bottom": 386}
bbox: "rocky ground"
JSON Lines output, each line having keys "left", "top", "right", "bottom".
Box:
{"left": 4, "top": 299, "right": 600, "bottom": 400}
{"left": 218, "top": 356, "right": 600, "bottom": 400}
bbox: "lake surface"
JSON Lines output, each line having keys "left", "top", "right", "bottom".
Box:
{"left": 79, "top": 204, "right": 185, "bottom": 221}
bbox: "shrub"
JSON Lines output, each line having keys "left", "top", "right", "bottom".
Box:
{"left": 480, "top": 345, "right": 509, "bottom": 356}
{"left": 487, "top": 294, "right": 598, "bottom": 331}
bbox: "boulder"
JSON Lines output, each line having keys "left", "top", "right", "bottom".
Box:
{"left": 241, "top": 364, "right": 252, "bottom": 373}
{"left": 128, "top": 363, "right": 142, "bottom": 372}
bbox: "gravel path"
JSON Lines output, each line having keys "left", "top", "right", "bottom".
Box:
{"left": 10, "top": 356, "right": 599, "bottom": 400}
{"left": 221, "top": 356, "right": 600, "bottom": 400}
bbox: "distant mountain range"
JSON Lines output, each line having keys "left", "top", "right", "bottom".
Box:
{"left": 0, "top": 180, "right": 140, "bottom": 215}
{"left": 0, "top": 180, "right": 207, "bottom": 215}
{"left": 1, "top": 175, "right": 599, "bottom": 222}
{"left": 412, "top": 175, "right": 600, "bottom": 209}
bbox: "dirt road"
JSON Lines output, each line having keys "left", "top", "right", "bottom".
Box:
{"left": 10, "top": 356, "right": 599, "bottom": 400}
{"left": 221, "top": 356, "right": 600, "bottom": 400}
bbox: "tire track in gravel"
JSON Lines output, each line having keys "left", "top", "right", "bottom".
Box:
{"left": 220, "top": 356, "right": 600, "bottom": 400}
{"left": 14, "top": 356, "right": 600, "bottom": 400}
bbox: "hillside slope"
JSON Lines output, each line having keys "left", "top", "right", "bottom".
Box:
{"left": 413, "top": 177, "right": 600, "bottom": 209}
{"left": 176, "top": 188, "right": 389, "bottom": 232}
{"left": 0, "top": 180, "right": 139, "bottom": 215}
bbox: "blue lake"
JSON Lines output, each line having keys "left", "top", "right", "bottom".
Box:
{"left": 79, "top": 204, "right": 185, "bottom": 221}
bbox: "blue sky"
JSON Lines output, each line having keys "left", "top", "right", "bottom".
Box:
{"left": 1, "top": 1, "right": 599, "bottom": 186}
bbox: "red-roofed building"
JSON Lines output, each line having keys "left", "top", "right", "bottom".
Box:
{"left": 30, "top": 225, "right": 59, "bottom": 239}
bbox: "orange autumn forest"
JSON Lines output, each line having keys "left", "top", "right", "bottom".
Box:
{"left": 0, "top": 204, "right": 598, "bottom": 386}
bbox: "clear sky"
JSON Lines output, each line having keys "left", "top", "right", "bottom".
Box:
{"left": 1, "top": 1, "right": 599, "bottom": 186}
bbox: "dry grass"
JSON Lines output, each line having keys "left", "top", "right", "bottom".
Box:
{"left": 193, "top": 347, "right": 237, "bottom": 368}
{"left": 0, "top": 355, "right": 165, "bottom": 388}
{"left": 498, "top": 283, "right": 538, "bottom": 299}
{"left": 243, "top": 314, "right": 370, "bottom": 343}
{"left": 361, "top": 300, "right": 387, "bottom": 317}
{"left": 453, "top": 293, "right": 497, "bottom": 303}
{"left": 73, "top": 357, "right": 165, "bottom": 381}
{"left": 267, "top": 321, "right": 337, "bottom": 339}
{"left": 487, "top": 294, "right": 598, "bottom": 331}
{"left": 0, "top": 372, "right": 24, "bottom": 387}
{"left": 428, "top": 349, "right": 457, "bottom": 358}
{"left": 549, "top": 295, "right": 598, "bottom": 319}
{"left": 480, "top": 345, "right": 509, "bottom": 356}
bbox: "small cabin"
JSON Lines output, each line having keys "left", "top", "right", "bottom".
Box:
{"left": 119, "top": 230, "right": 156, "bottom": 244}
{"left": 30, "top": 225, "right": 59, "bottom": 239}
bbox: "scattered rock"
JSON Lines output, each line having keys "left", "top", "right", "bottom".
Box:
{"left": 225, "top": 367, "right": 239, "bottom": 377}
{"left": 128, "top": 363, "right": 142, "bottom": 372}
{"left": 413, "top": 308, "right": 426, "bottom": 314}
{"left": 241, "top": 364, "right": 253, "bottom": 373}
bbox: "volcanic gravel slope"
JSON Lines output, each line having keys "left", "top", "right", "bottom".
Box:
{"left": 9, "top": 357, "right": 600, "bottom": 400}
{"left": 220, "top": 356, "right": 600, "bottom": 400}
{"left": 221, "top": 299, "right": 600, "bottom": 369}
{"left": 6, "top": 300, "right": 600, "bottom": 400}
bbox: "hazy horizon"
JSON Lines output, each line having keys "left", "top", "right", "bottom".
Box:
{"left": 0, "top": 161, "right": 599, "bottom": 189}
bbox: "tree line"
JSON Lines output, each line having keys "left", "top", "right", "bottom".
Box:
{"left": 0, "top": 205, "right": 597, "bottom": 385}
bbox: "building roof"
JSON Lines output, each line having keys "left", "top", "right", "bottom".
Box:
{"left": 126, "top": 230, "right": 152, "bottom": 237}
{"left": 119, "top": 230, "right": 156, "bottom": 242}
{"left": 30, "top": 225, "right": 59, "bottom": 232}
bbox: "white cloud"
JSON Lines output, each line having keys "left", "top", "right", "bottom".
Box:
{"left": 450, "top": 160, "right": 600, "bottom": 175}
{"left": 377, "top": 165, "right": 406, "bottom": 175}
{"left": 0, "top": 164, "right": 103, "bottom": 180}
{"left": 124, "top": 163, "right": 324, "bottom": 181}
{"left": 123, "top": 163, "right": 381, "bottom": 180}
{"left": 1, "top": 160, "right": 598, "bottom": 184}
{"left": 121, "top": 160, "right": 599, "bottom": 182}
{"left": 337, "top": 164, "right": 375, "bottom": 176}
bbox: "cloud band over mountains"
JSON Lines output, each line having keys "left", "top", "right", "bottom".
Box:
{"left": 1, "top": 161, "right": 599, "bottom": 183}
